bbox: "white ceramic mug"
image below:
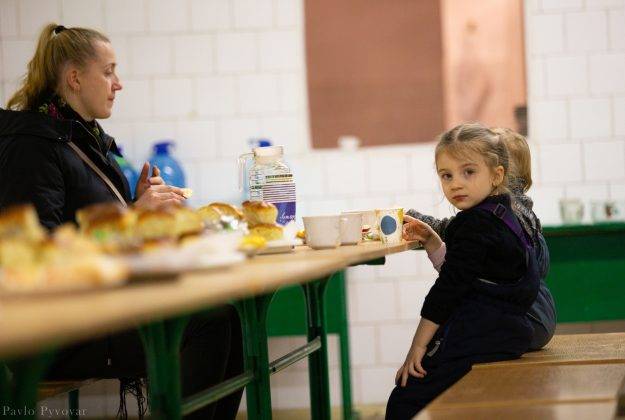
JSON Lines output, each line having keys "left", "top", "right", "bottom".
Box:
{"left": 559, "top": 198, "right": 583, "bottom": 224}
{"left": 343, "top": 210, "right": 377, "bottom": 234}
{"left": 340, "top": 212, "right": 363, "bottom": 245}
{"left": 303, "top": 215, "right": 342, "bottom": 249}
{"left": 375, "top": 208, "right": 404, "bottom": 244}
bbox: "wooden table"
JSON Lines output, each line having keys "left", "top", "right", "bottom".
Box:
{"left": 0, "top": 240, "right": 419, "bottom": 420}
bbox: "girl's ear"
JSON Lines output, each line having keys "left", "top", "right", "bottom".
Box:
{"left": 492, "top": 165, "right": 504, "bottom": 187}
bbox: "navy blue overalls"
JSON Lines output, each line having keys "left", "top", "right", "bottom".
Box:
{"left": 386, "top": 202, "right": 541, "bottom": 419}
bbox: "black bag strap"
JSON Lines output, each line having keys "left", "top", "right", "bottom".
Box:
{"left": 67, "top": 141, "right": 128, "bottom": 207}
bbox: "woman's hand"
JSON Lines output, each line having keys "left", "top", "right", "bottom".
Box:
{"left": 395, "top": 344, "right": 427, "bottom": 387}
{"left": 134, "top": 162, "right": 186, "bottom": 208}
{"left": 403, "top": 215, "right": 443, "bottom": 253}
{"left": 135, "top": 162, "right": 165, "bottom": 199}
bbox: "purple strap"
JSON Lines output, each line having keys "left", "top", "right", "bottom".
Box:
{"left": 476, "top": 202, "right": 531, "bottom": 248}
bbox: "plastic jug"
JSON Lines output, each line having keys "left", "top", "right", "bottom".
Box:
{"left": 148, "top": 141, "right": 186, "bottom": 188}
{"left": 112, "top": 146, "right": 138, "bottom": 198}
{"left": 238, "top": 145, "right": 296, "bottom": 226}
{"left": 241, "top": 139, "right": 272, "bottom": 200}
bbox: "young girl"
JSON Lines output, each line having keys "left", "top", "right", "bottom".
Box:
{"left": 406, "top": 127, "right": 556, "bottom": 350}
{"left": 385, "top": 123, "right": 539, "bottom": 418}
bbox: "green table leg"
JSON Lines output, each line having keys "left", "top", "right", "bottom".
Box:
{"left": 333, "top": 271, "right": 354, "bottom": 420}
{"left": 0, "top": 351, "right": 54, "bottom": 420}
{"left": 303, "top": 278, "right": 332, "bottom": 420}
{"left": 235, "top": 295, "right": 274, "bottom": 420}
{"left": 138, "top": 316, "right": 189, "bottom": 420}
{"left": 68, "top": 389, "right": 79, "bottom": 420}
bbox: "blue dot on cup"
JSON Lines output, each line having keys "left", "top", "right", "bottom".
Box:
{"left": 380, "top": 215, "right": 397, "bottom": 235}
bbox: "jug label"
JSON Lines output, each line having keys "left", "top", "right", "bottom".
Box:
{"left": 249, "top": 171, "right": 295, "bottom": 225}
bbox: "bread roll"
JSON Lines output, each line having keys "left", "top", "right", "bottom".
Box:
{"left": 0, "top": 204, "right": 45, "bottom": 243}
{"left": 197, "top": 205, "right": 222, "bottom": 223}
{"left": 172, "top": 206, "right": 204, "bottom": 238}
{"left": 77, "top": 203, "right": 136, "bottom": 235}
{"left": 75, "top": 203, "right": 137, "bottom": 253}
{"left": 248, "top": 223, "right": 283, "bottom": 242}
{"left": 242, "top": 201, "right": 278, "bottom": 227}
{"left": 135, "top": 208, "right": 176, "bottom": 241}
{"left": 208, "top": 202, "right": 244, "bottom": 220}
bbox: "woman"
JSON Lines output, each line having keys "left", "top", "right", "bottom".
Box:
{"left": 0, "top": 23, "right": 242, "bottom": 419}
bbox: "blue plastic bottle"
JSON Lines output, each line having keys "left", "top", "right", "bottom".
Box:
{"left": 148, "top": 141, "right": 186, "bottom": 188}
{"left": 112, "top": 146, "right": 139, "bottom": 198}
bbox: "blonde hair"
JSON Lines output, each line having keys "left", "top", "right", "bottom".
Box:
{"left": 435, "top": 122, "right": 511, "bottom": 195}
{"left": 491, "top": 127, "right": 532, "bottom": 194}
{"left": 6, "top": 23, "right": 109, "bottom": 111}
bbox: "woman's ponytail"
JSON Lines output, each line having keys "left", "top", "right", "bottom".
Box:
{"left": 6, "top": 23, "right": 109, "bottom": 111}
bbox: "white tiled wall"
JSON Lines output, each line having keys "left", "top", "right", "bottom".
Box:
{"left": 526, "top": 0, "right": 625, "bottom": 225}
{"left": 2, "top": 0, "right": 624, "bottom": 414}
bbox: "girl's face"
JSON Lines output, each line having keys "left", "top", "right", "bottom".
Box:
{"left": 436, "top": 151, "right": 504, "bottom": 210}
{"left": 71, "top": 41, "right": 122, "bottom": 120}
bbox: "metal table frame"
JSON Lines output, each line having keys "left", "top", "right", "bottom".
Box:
{"left": 0, "top": 270, "right": 349, "bottom": 419}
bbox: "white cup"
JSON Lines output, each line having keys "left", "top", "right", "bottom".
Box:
{"left": 340, "top": 212, "right": 363, "bottom": 245}
{"left": 375, "top": 208, "right": 404, "bottom": 244}
{"left": 559, "top": 198, "right": 583, "bottom": 224}
{"left": 343, "top": 210, "right": 378, "bottom": 234}
{"left": 303, "top": 215, "right": 342, "bottom": 249}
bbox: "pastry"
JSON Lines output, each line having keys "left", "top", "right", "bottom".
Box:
{"left": 248, "top": 223, "right": 283, "bottom": 242}
{"left": 242, "top": 201, "right": 278, "bottom": 227}
{"left": 208, "top": 202, "right": 244, "bottom": 220}
{"left": 0, "top": 204, "right": 46, "bottom": 243}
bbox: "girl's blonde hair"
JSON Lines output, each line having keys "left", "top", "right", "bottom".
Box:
{"left": 435, "top": 122, "right": 511, "bottom": 195}
{"left": 491, "top": 127, "right": 532, "bottom": 194}
{"left": 6, "top": 23, "right": 109, "bottom": 111}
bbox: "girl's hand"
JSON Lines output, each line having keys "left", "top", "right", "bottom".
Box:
{"left": 395, "top": 344, "right": 428, "bottom": 387}
{"left": 402, "top": 215, "right": 442, "bottom": 253}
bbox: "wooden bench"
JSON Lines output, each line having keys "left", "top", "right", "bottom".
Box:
{"left": 415, "top": 400, "right": 618, "bottom": 419}
{"left": 474, "top": 332, "right": 625, "bottom": 369}
{"left": 416, "top": 333, "right": 625, "bottom": 419}
{"left": 37, "top": 380, "right": 97, "bottom": 420}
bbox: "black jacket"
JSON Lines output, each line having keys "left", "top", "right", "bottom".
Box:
{"left": 0, "top": 109, "right": 131, "bottom": 229}
{"left": 421, "top": 194, "right": 527, "bottom": 325}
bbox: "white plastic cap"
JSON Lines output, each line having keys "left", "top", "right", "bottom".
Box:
{"left": 253, "top": 145, "right": 283, "bottom": 157}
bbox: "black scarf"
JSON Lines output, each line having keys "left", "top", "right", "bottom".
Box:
{"left": 38, "top": 94, "right": 110, "bottom": 155}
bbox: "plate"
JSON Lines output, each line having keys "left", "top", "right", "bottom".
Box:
{"left": 124, "top": 250, "right": 245, "bottom": 279}
{"left": 257, "top": 238, "right": 303, "bottom": 255}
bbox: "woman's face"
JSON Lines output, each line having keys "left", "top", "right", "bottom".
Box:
{"left": 74, "top": 41, "right": 122, "bottom": 120}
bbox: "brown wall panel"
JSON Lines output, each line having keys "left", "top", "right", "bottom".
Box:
{"left": 305, "top": 0, "right": 445, "bottom": 148}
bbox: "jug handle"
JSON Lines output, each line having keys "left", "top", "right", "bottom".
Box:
{"left": 238, "top": 152, "right": 254, "bottom": 192}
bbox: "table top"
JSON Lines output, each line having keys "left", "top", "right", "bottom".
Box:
{"left": 0, "top": 240, "right": 419, "bottom": 359}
